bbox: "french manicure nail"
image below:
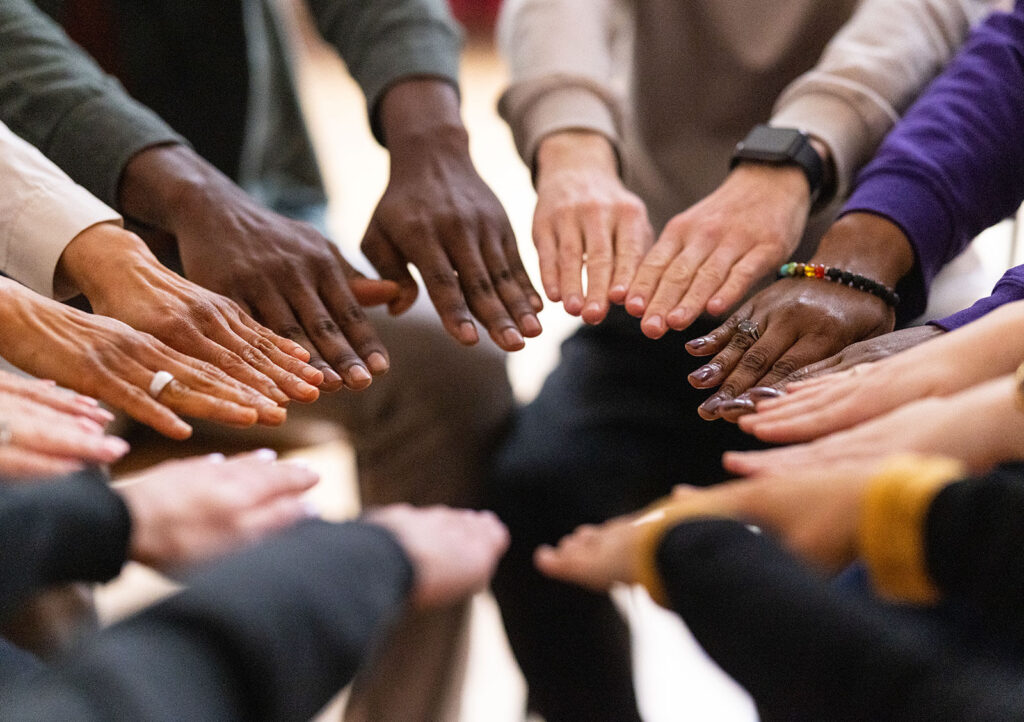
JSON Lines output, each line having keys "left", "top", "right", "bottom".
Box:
{"left": 367, "top": 352, "right": 389, "bottom": 374}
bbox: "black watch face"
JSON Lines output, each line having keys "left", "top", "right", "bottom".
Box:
{"left": 741, "top": 125, "right": 804, "bottom": 156}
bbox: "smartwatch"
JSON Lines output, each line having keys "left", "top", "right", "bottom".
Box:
{"left": 730, "top": 125, "right": 824, "bottom": 202}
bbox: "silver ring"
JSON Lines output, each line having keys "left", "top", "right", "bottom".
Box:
{"left": 148, "top": 371, "right": 175, "bottom": 399}
{"left": 737, "top": 319, "right": 761, "bottom": 341}
{"left": 0, "top": 420, "right": 11, "bottom": 447}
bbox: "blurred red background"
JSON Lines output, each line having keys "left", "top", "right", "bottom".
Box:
{"left": 449, "top": 0, "right": 501, "bottom": 31}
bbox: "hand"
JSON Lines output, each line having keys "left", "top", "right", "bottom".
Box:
{"left": 719, "top": 325, "right": 943, "bottom": 426}
{"left": 686, "top": 279, "right": 894, "bottom": 420}
{"left": 58, "top": 224, "right": 323, "bottom": 414}
{"left": 364, "top": 504, "right": 509, "bottom": 609}
{"left": 627, "top": 163, "right": 811, "bottom": 338}
{"left": 737, "top": 329, "right": 951, "bottom": 442}
{"left": 534, "top": 512, "right": 648, "bottom": 593}
{"left": 724, "top": 375, "right": 1024, "bottom": 476}
{"left": 363, "top": 80, "right": 543, "bottom": 350}
{"left": 0, "top": 369, "right": 113, "bottom": 427}
{"left": 119, "top": 145, "right": 400, "bottom": 392}
{"left": 0, "top": 391, "right": 128, "bottom": 478}
{"left": 532, "top": 130, "right": 653, "bottom": 323}
{"left": 117, "top": 450, "right": 319, "bottom": 571}
{"left": 0, "top": 278, "right": 279, "bottom": 439}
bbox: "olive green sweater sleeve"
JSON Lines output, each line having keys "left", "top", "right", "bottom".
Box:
{"left": 0, "top": 0, "right": 186, "bottom": 208}
{"left": 304, "top": 0, "right": 463, "bottom": 144}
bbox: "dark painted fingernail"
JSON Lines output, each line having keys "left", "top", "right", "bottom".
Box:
{"left": 687, "top": 337, "right": 708, "bottom": 349}
{"left": 746, "top": 386, "right": 784, "bottom": 400}
{"left": 720, "top": 399, "right": 756, "bottom": 413}
{"left": 700, "top": 396, "right": 723, "bottom": 415}
{"left": 690, "top": 364, "right": 717, "bottom": 383}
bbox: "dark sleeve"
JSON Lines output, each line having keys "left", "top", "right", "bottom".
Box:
{"left": 304, "top": 0, "right": 463, "bottom": 143}
{"left": 0, "top": 520, "right": 413, "bottom": 722}
{"left": 925, "top": 462, "right": 1024, "bottom": 639}
{"left": 0, "top": 468, "right": 130, "bottom": 624}
{"left": 656, "top": 519, "right": 1024, "bottom": 721}
{"left": 932, "top": 266, "right": 1024, "bottom": 331}
{"left": 841, "top": 3, "right": 1024, "bottom": 322}
{"left": 0, "top": 0, "right": 185, "bottom": 207}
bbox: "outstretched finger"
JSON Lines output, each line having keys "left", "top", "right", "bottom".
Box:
{"left": 0, "top": 446, "right": 84, "bottom": 479}
{"left": 705, "top": 246, "right": 781, "bottom": 317}
{"left": 579, "top": 209, "right": 615, "bottom": 324}
{"left": 360, "top": 222, "right": 419, "bottom": 315}
{"left": 480, "top": 225, "right": 542, "bottom": 337}
{"left": 609, "top": 207, "right": 653, "bottom": 305}
{"left": 532, "top": 216, "right": 562, "bottom": 302}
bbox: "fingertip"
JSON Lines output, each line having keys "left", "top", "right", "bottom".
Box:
{"left": 344, "top": 365, "right": 373, "bottom": 391}
{"left": 520, "top": 314, "right": 543, "bottom": 338}
{"left": 563, "top": 294, "right": 584, "bottom": 316}
{"left": 640, "top": 315, "right": 666, "bottom": 339}
{"left": 581, "top": 302, "right": 607, "bottom": 326}
{"left": 625, "top": 296, "right": 645, "bottom": 317}
{"left": 456, "top": 321, "right": 479, "bottom": 346}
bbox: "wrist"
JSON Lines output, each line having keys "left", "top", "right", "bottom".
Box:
{"left": 810, "top": 212, "right": 915, "bottom": 288}
{"left": 57, "top": 225, "right": 162, "bottom": 309}
{"left": 379, "top": 79, "right": 469, "bottom": 159}
{"left": 536, "top": 130, "right": 618, "bottom": 181}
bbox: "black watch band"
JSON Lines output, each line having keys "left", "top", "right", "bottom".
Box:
{"left": 730, "top": 125, "right": 824, "bottom": 201}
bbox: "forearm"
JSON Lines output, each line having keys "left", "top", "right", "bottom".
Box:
{"left": 656, "top": 519, "right": 1021, "bottom": 721}
{"left": 378, "top": 78, "right": 468, "bottom": 163}
{"left": 27, "top": 521, "right": 413, "bottom": 721}
{"left": 0, "top": 468, "right": 129, "bottom": 624}
{"left": 497, "top": 0, "right": 622, "bottom": 167}
{"left": 0, "top": 0, "right": 184, "bottom": 207}
{"left": 772, "top": 0, "right": 1005, "bottom": 202}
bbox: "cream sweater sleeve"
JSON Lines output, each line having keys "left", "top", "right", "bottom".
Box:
{"left": 772, "top": 0, "right": 1011, "bottom": 205}
{"left": 497, "top": 0, "right": 628, "bottom": 169}
{"left": 0, "top": 121, "right": 121, "bottom": 299}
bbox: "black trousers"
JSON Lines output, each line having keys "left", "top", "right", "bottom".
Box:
{"left": 484, "top": 306, "right": 766, "bottom": 721}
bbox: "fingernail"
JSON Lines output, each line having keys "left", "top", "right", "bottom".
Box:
{"left": 367, "top": 352, "right": 389, "bottom": 374}
{"left": 584, "top": 302, "right": 603, "bottom": 319}
{"left": 459, "top": 321, "right": 478, "bottom": 344}
{"left": 521, "top": 314, "right": 542, "bottom": 337}
{"left": 626, "top": 296, "right": 645, "bottom": 315}
{"left": 300, "top": 500, "right": 321, "bottom": 518}
{"left": 690, "top": 364, "right": 717, "bottom": 383}
{"left": 700, "top": 396, "right": 723, "bottom": 415}
{"left": 667, "top": 309, "right": 691, "bottom": 328}
{"left": 348, "top": 365, "right": 372, "bottom": 384}
{"left": 207, "top": 453, "right": 227, "bottom": 462}
{"left": 720, "top": 399, "right": 756, "bottom": 413}
{"left": 267, "top": 387, "right": 290, "bottom": 404}
{"left": 102, "top": 437, "right": 130, "bottom": 456}
{"left": 610, "top": 284, "right": 626, "bottom": 297}
{"left": 94, "top": 408, "right": 116, "bottom": 422}
{"left": 292, "top": 378, "right": 319, "bottom": 397}
{"left": 642, "top": 315, "right": 664, "bottom": 334}
{"left": 746, "top": 387, "right": 784, "bottom": 400}
{"left": 502, "top": 327, "right": 525, "bottom": 348}
{"left": 564, "top": 295, "right": 583, "bottom": 315}
{"left": 78, "top": 417, "right": 103, "bottom": 433}
{"left": 285, "top": 457, "right": 314, "bottom": 470}
{"left": 300, "top": 365, "right": 322, "bottom": 383}
{"left": 687, "top": 337, "right": 708, "bottom": 350}
{"left": 321, "top": 368, "right": 342, "bottom": 385}
{"left": 253, "top": 448, "right": 277, "bottom": 461}
{"left": 261, "top": 406, "right": 287, "bottom": 425}
{"left": 76, "top": 396, "right": 100, "bottom": 407}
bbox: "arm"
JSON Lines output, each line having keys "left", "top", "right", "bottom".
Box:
{"left": 307, "top": 0, "right": 542, "bottom": 348}
{"left": 843, "top": 2, "right": 1024, "bottom": 319}
{"left": 0, "top": 468, "right": 130, "bottom": 624}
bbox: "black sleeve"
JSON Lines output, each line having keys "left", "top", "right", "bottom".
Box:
{"left": 0, "top": 468, "right": 130, "bottom": 624}
{"left": 925, "top": 461, "right": 1024, "bottom": 639}
{"left": 656, "top": 519, "right": 1024, "bottom": 722}
{"left": 0, "top": 520, "right": 414, "bottom": 722}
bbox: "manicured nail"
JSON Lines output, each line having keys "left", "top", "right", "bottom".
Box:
{"left": 690, "top": 364, "right": 717, "bottom": 384}
{"left": 719, "top": 399, "right": 756, "bottom": 413}
{"left": 348, "top": 365, "right": 372, "bottom": 385}
{"left": 700, "top": 396, "right": 723, "bottom": 415}
{"left": 746, "top": 387, "right": 784, "bottom": 400}
{"left": 502, "top": 327, "right": 525, "bottom": 348}
{"left": 367, "top": 352, "right": 389, "bottom": 374}
{"left": 687, "top": 337, "right": 708, "bottom": 350}
{"left": 520, "top": 314, "right": 542, "bottom": 337}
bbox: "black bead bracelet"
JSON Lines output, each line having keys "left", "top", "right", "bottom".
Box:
{"left": 777, "top": 262, "right": 900, "bottom": 307}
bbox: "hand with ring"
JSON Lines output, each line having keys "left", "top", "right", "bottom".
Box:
{"left": 0, "top": 278, "right": 285, "bottom": 439}
{"left": 685, "top": 277, "right": 894, "bottom": 420}
{"left": 0, "top": 391, "right": 129, "bottom": 478}
{"left": 0, "top": 368, "right": 114, "bottom": 427}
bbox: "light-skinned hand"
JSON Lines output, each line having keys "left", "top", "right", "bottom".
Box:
{"left": 363, "top": 80, "right": 543, "bottom": 350}
{"left": 0, "top": 278, "right": 279, "bottom": 439}
{"left": 117, "top": 449, "right": 319, "bottom": 571}
{"left": 364, "top": 503, "right": 509, "bottom": 609}
{"left": 0, "top": 390, "right": 128, "bottom": 478}
{"left": 724, "top": 375, "right": 1024, "bottom": 476}
{"left": 531, "top": 130, "right": 653, "bottom": 324}
{"left": 627, "top": 163, "right": 811, "bottom": 338}
{"left": 0, "top": 369, "right": 113, "bottom": 427}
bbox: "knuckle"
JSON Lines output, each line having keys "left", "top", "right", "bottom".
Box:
{"left": 463, "top": 274, "right": 495, "bottom": 298}
{"left": 311, "top": 317, "right": 341, "bottom": 338}
{"left": 491, "top": 267, "right": 515, "bottom": 286}
{"left": 771, "top": 357, "right": 803, "bottom": 378}
{"left": 334, "top": 303, "right": 367, "bottom": 328}
{"left": 277, "top": 325, "right": 306, "bottom": 341}
{"left": 737, "top": 348, "right": 771, "bottom": 372}
{"left": 426, "top": 270, "right": 460, "bottom": 289}
{"left": 252, "top": 336, "right": 278, "bottom": 356}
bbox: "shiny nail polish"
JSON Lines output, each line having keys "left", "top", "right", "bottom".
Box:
{"left": 691, "top": 364, "right": 717, "bottom": 383}
{"left": 746, "top": 386, "right": 784, "bottom": 400}
{"left": 700, "top": 396, "right": 723, "bottom": 415}
{"left": 687, "top": 337, "right": 708, "bottom": 350}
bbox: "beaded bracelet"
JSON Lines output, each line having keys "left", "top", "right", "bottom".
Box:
{"left": 778, "top": 262, "right": 900, "bottom": 307}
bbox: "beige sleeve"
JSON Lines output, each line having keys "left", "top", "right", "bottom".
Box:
{"left": 771, "top": 0, "right": 1011, "bottom": 204}
{"left": 0, "top": 121, "right": 122, "bottom": 300}
{"left": 497, "top": 0, "right": 628, "bottom": 169}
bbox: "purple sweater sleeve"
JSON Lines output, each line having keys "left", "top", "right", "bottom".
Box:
{"left": 842, "top": 2, "right": 1024, "bottom": 322}
{"left": 933, "top": 265, "right": 1024, "bottom": 330}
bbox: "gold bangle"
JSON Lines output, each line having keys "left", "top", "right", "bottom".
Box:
{"left": 1016, "top": 362, "right": 1024, "bottom": 413}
